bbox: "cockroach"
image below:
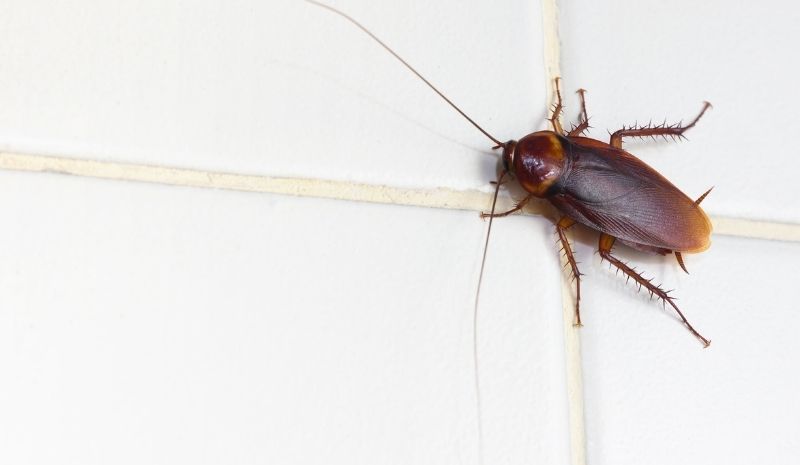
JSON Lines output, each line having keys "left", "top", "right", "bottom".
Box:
{"left": 308, "top": 1, "right": 713, "bottom": 346}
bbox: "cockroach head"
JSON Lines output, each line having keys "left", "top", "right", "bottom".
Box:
{"left": 501, "top": 140, "right": 517, "bottom": 174}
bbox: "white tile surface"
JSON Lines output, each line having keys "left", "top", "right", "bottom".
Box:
{"left": 559, "top": 0, "right": 800, "bottom": 223}
{"left": 557, "top": 2, "right": 800, "bottom": 461}
{"left": 0, "top": 171, "right": 570, "bottom": 465}
{"left": 575, "top": 233, "right": 800, "bottom": 464}
{"left": 0, "top": 0, "right": 547, "bottom": 191}
{"left": 3, "top": 0, "right": 800, "bottom": 464}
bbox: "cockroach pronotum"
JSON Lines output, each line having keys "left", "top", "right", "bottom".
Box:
{"left": 309, "top": 1, "right": 713, "bottom": 347}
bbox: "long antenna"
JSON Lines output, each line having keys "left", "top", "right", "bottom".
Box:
{"left": 306, "top": 0, "right": 505, "bottom": 148}
{"left": 472, "top": 170, "right": 506, "bottom": 465}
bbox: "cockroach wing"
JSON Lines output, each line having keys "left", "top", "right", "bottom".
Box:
{"left": 548, "top": 137, "right": 712, "bottom": 253}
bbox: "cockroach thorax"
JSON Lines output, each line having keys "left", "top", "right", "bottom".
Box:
{"left": 513, "top": 131, "right": 567, "bottom": 198}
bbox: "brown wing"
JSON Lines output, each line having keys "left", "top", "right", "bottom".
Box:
{"left": 548, "top": 137, "right": 712, "bottom": 253}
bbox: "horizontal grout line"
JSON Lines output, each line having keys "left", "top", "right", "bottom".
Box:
{"left": 2, "top": 151, "right": 800, "bottom": 243}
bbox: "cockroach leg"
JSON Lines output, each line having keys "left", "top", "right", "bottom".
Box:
{"left": 567, "top": 89, "right": 590, "bottom": 137}
{"left": 598, "top": 233, "right": 710, "bottom": 347}
{"left": 674, "top": 251, "right": 689, "bottom": 274}
{"left": 479, "top": 194, "right": 534, "bottom": 219}
{"left": 549, "top": 78, "right": 565, "bottom": 135}
{"left": 609, "top": 101, "right": 713, "bottom": 148}
{"left": 556, "top": 217, "right": 582, "bottom": 326}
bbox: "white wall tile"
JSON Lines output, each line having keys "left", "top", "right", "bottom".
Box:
{"left": 0, "top": 171, "right": 571, "bottom": 465}
{"left": 559, "top": 0, "right": 800, "bottom": 223}
{"left": 3, "top": 0, "right": 799, "bottom": 463}
{"left": 576, "top": 233, "right": 800, "bottom": 464}
{"left": 0, "top": 0, "right": 547, "bottom": 191}
{"left": 558, "top": 2, "right": 800, "bottom": 460}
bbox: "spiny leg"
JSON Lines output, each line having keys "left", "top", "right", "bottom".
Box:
{"left": 556, "top": 217, "right": 582, "bottom": 326}
{"left": 567, "top": 88, "right": 590, "bottom": 137}
{"left": 549, "top": 78, "right": 565, "bottom": 135}
{"left": 598, "top": 233, "right": 710, "bottom": 347}
{"left": 480, "top": 194, "right": 534, "bottom": 219}
{"left": 609, "top": 101, "right": 712, "bottom": 149}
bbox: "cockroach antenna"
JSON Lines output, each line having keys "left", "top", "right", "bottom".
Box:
{"left": 306, "top": 0, "right": 506, "bottom": 148}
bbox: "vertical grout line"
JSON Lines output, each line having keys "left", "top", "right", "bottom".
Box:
{"left": 541, "top": 0, "right": 562, "bottom": 91}
{"left": 540, "top": 1, "right": 587, "bottom": 465}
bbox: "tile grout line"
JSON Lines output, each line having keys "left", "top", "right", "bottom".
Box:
{"left": 2, "top": 151, "right": 799, "bottom": 241}
{"left": 0, "top": 6, "right": 794, "bottom": 464}
{"left": 539, "top": 0, "right": 587, "bottom": 464}
{"left": 2, "top": 148, "right": 799, "bottom": 465}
